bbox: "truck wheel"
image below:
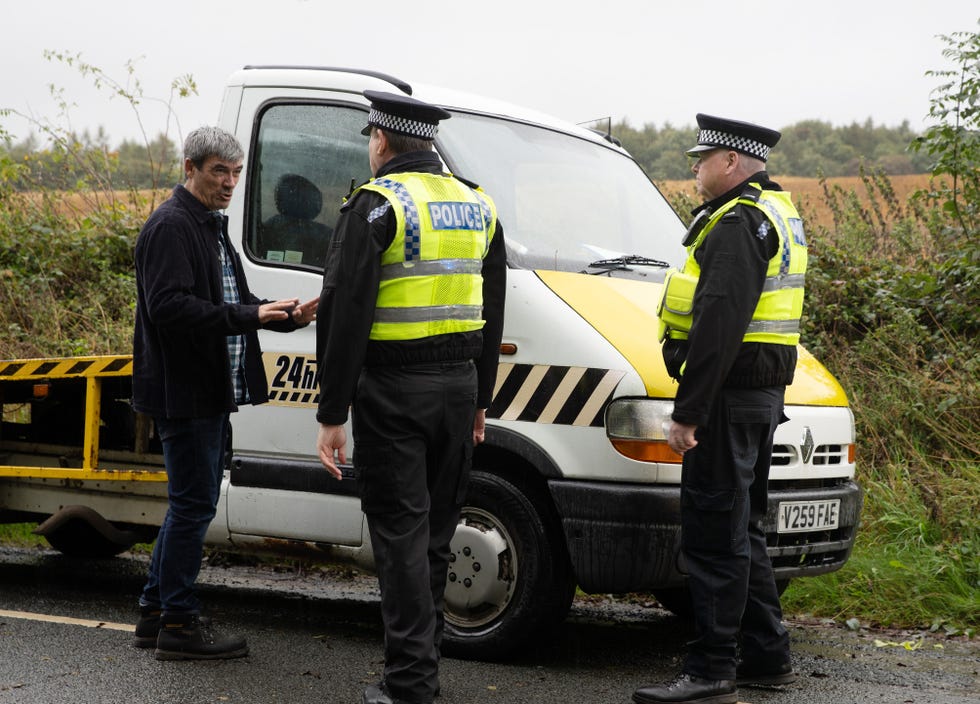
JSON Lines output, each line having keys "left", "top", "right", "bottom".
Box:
{"left": 441, "top": 470, "right": 575, "bottom": 661}
{"left": 654, "top": 579, "right": 791, "bottom": 619}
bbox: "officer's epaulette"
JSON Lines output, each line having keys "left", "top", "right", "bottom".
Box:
{"left": 451, "top": 173, "right": 482, "bottom": 190}
{"left": 343, "top": 177, "right": 369, "bottom": 202}
{"left": 739, "top": 183, "right": 763, "bottom": 203}
{"left": 721, "top": 184, "right": 763, "bottom": 222}
{"left": 340, "top": 177, "right": 376, "bottom": 209}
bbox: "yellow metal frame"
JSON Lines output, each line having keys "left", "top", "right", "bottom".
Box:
{"left": 0, "top": 355, "right": 166, "bottom": 482}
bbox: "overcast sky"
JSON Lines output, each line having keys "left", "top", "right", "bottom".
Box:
{"left": 2, "top": 1, "right": 977, "bottom": 146}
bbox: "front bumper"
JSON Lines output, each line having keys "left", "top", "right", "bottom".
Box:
{"left": 548, "top": 477, "right": 863, "bottom": 593}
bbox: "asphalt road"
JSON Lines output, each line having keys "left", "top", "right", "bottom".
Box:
{"left": 0, "top": 546, "right": 976, "bottom": 704}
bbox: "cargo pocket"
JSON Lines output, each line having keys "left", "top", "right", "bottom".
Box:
{"left": 728, "top": 405, "right": 773, "bottom": 425}
{"left": 455, "top": 441, "right": 473, "bottom": 505}
{"left": 681, "top": 484, "right": 738, "bottom": 553}
{"left": 354, "top": 442, "right": 400, "bottom": 515}
{"left": 728, "top": 404, "right": 775, "bottom": 465}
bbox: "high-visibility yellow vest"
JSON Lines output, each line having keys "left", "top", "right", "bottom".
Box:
{"left": 356, "top": 172, "right": 497, "bottom": 341}
{"left": 658, "top": 184, "right": 807, "bottom": 346}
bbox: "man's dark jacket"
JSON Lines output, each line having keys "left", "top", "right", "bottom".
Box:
{"left": 133, "top": 185, "right": 297, "bottom": 419}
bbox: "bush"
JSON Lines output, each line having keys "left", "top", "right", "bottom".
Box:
{"left": 0, "top": 53, "right": 191, "bottom": 359}
{"left": 660, "top": 25, "right": 980, "bottom": 631}
{"left": 0, "top": 176, "right": 145, "bottom": 357}
{"left": 786, "top": 25, "right": 980, "bottom": 631}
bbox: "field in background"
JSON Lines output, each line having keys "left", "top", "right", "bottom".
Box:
{"left": 656, "top": 174, "right": 935, "bottom": 232}
{"left": 40, "top": 189, "right": 170, "bottom": 219}
{"left": 34, "top": 175, "right": 938, "bottom": 234}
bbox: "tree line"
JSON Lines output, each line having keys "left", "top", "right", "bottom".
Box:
{"left": 1, "top": 117, "right": 932, "bottom": 191}
{"left": 606, "top": 118, "right": 932, "bottom": 180}
{"left": 1, "top": 129, "right": 181, "bottom": 192}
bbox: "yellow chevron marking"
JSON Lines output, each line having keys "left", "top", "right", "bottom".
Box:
{"left": 499, "top": 365, "right": 550, "bottom": 421}
{"left": 537, "top": 367, "right": 588, "bottom": 424}
{"left": 492, "top": 362, "right": 515, "bottom": 400}
{"left": 573, "top": 369, "right": 626, "bottom": 426}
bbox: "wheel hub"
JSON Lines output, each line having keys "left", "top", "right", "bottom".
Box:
{"left": 444, "top": 509, "right": 516, "bottom": 627}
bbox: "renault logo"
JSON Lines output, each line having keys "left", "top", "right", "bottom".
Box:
{"left": 800, "top": 426, "right": 815, "bottom": 464}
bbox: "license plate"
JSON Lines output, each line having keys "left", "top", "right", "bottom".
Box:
{"left": 777, "top": 499, "right": 840, "bottom": 533}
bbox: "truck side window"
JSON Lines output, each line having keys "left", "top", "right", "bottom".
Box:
{"left": 246, "top": 103, "right": 370, "bottom": 269}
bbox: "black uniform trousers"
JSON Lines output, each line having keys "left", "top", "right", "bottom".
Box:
{"left": 352, "top": 360, "right": 477, "bottom": 704}
{"left": 679, "top": 385, "right": 791, "bottom": 680}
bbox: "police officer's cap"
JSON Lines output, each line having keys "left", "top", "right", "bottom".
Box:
{"left": 361, "top": 90, "right": 452, "bottom": 140}
{"left": 686, "top": 113, "right": 781, "bottom": 162}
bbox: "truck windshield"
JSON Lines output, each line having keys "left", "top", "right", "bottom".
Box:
{"left": 437, "top": 112, "right": 687, "bottom": 273}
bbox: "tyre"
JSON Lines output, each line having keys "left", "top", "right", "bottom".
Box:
{"left": 441, "top": 470, "right": 575, "bottom": 661}
{"left": 654, "top": 579, "right": 792, "bottom": 619}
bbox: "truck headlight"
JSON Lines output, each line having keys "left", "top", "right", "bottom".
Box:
{"left": 605, "top": 399, "right": 682, "bottom": 464}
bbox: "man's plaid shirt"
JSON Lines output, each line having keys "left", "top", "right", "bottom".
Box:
{"left": 213, "top": 212, "right": 248, "bottom": 404}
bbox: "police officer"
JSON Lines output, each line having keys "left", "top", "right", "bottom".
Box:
{"left": 634, "top": 115, "right": 806, "bottom": 704}
{"left": 315, "top": 91, "right": 506, "bottom": 704}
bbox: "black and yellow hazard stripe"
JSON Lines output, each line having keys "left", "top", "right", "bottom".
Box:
{"left": 267, "top": 389, "right": 320, "bottom": 405}
{"left": 487, "top": 363, "right": 625, "bottom": 427}
{"left": 0, "top": 355, "right": 159, "bottom": 479}
{"left": 0, "top": 355, "right": 133, "bottom": 379}
{"left": 263, "top": 353, "right": 625, "bottom": 428}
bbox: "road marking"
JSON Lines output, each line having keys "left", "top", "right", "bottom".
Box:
{"left": 0, "top": 609, "right": 132, "bottom": 632}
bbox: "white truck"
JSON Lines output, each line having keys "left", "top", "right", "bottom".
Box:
{"left": 0, "top": 66, "right": 861, "bottom": 660}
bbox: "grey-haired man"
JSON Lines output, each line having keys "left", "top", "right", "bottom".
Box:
{"left": 132, "top": 126, "right": 317, "bottom": 660}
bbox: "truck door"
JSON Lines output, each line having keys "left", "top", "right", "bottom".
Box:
{"left": 223, "top": 93, "right": 371, "bottom": 546}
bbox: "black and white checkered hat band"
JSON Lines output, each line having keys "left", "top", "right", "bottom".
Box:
{"left": 697, "top": 128, "right": 771, "bottom": 160}
{"left": 368, "top": 108, "right": 438, "bottom": 140}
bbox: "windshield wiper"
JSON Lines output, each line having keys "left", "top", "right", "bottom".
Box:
{"left": 584, "top": 255, "right": 671, "bottom": 274}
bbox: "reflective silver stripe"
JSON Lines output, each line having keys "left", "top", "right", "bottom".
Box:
{"left": 754, "top": 197, "right": 793, "bottom": 277}
{"left": 380, "top": 258, "right": 483, "bottom": 281}
{"left": 745, "top": 319, "right": 801, "bottom": 334}
{"left": 373, "top": 304, "right": 484, "bottom": 323}
{"left": 762, "top": 273, "right": 806, "bottom": 292}
{"left": 371, "top": 178, "right": 422, "bottom": 261}
{"left": 472, "top": 189, "right": 494, "bottom": 255}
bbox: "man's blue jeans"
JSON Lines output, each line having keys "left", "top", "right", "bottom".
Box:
{"left": 140, "top": 414, "right": 228, "bottom": 614}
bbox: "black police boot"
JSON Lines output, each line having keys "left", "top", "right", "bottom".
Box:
{"left": 137, "top": 610, "right": 215, "bottom": 650}
{"left": 362, "top": 683, "right": 393, "bottom": 704}
{"left": 154, "top": 613, "right": 248, "bottom": 661}
{"left": 362, "top": 682, "right": 428, "bottom": 704}
{"left": 736, "top": 660, "right": 797, "bottom": 687}
{"left": 632, "top": 673, "right": 737, "bottom": 704}
{"left": 133, "top": 605, "right": 160, "bottom": 649}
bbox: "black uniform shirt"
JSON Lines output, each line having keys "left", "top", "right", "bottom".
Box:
{"left": 315, "top": 151, "right": 507, "bottom": 425}
{"left": 669, "top": 172, "right": 799, "bottom": 428}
